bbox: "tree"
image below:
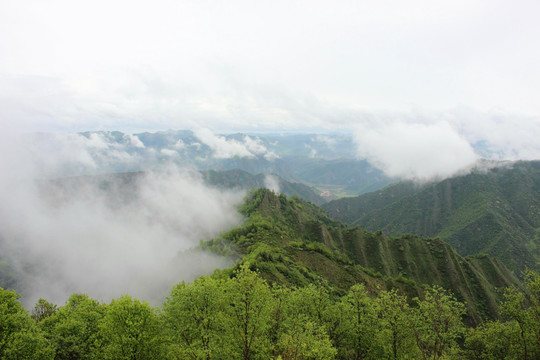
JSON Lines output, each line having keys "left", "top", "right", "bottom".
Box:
{"left": 376, "top": 289, "right": 417, "bottom": 360}
{"left": 337, "top": 284, "right": 381, "bottom": 359}
{"left": 0, "top": 287, "right": 29, "bottom": 356}
{"left": 99, "top": 295, "right": 164, "bottom": 360}
{"left": 0, "top": 287, "right": 54, "bottom": 360}
{"left": 500, "top": 286, "right": 530, "bottom": 359}
{"left": 268, "top": 285, "right": 291, "bottom": 357}
{"left": 463, "top": 320, "right": 520, "bottom": 360}
{"left": 522, "top": 269, "right": 540, "bottom": 358}
{"left": 225, "top": 265, "right": 273, "bottom": 360}
{"left": 412, "top": 286, "right": 465, "bottom": 360}
{"left": 161, "top": 276, "right": 229, "bottom": 359}
{"left": 276, "top": 285, "right": 337, "bottom": 359}
{"left": 2, "top": 327, "right": 55, "bottom": 360}
{"left": 31, "top": 299, "right": 57, "bottom": 322}
{"left": 277, "top": 321, "right": 336, "bottom": 360}
{"left": 39, "top": 293, "right": 105, "bottom": 360}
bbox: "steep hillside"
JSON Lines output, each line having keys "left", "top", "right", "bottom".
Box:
{"left": 323, "top": 161, "right": 540, "bottom": 272}
{"left": 322, "top": 181, "right": 419, "bottom": 223}
{"left": 203, "top": 189, "right": 521, "bottom": 323}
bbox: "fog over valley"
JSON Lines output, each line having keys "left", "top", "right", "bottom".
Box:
{"left": 0, "top": 132, "right": 245, "bottom": 305}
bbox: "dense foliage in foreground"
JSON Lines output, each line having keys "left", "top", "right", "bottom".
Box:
{"left": 2, "top": 267, "right": 540, "bottom": 360}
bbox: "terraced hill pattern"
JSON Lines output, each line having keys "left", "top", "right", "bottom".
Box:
{"left": 203, "top": 189, "right": 521, "bottom": 323}
{"left": 323, "top": 161, "right": 540, "bottom": 273}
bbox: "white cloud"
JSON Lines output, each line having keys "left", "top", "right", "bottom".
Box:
{"left": 194, "top": 128, "right": 278, "bottom": 160}
{"left": 264, "top": 174, "right": 281, "bottom": 194}
{"left": 195, "top": 129, "right": 254, "bottom": 158}
{"left": 354, "top": 120, "right": 478, "bottom": 180}
{"left": 126, "top": 134, "right": 145, "bottom": 148}
{"left": 315, "top": 135, "right": 337, "bottom": 148}
{"left": 243, "top": 135, "right": 279, "bottom": 160}
{"left": 0, "top": 131, "right": 245, "bottom": 305}
{"left": 305, "top": 144, "right": 318, "bottom": 158}
{"left": 2, "top": 1, "right": 540, "bottom": 134}
{"left": 160, "top": 148, "right": 177, "bottom": 157}
{"left": 173, "top": 139, "right": 185, "bottom": 149}
{"left": 24, "top": 132, "right": 146, "bottom": 177}
{"left": 442, "top": 109, "right": 540, "bottom": 161}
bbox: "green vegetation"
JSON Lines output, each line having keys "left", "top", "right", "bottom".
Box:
{"left": 0, "top": 186, "right": 534, "bottom": 358}
{"left": 0, "top": 289, "right": 54, "bottom": 359}
{"left": 323, "top": 161, "right": 540, "bottom": 272}
{"left": 204, "top": 189, "right": 519, "bottom": 323}
{"left": 3, "top": 267, "right": 540, "bottom": 359}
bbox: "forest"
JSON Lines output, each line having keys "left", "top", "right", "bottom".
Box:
{"left": 2, "top": 266, "right": 540, "bottom": 359}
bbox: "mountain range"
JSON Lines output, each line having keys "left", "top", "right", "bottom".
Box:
{"left": 202, "top": 188, "right": 520, "bottom": 324}
{"left": 323, "top": 160, "right": 540, "bottom": 273}
{"left": 30, "top": 131, "right": 395, "bottom": 198}
{"left": 3, "top": 131, "right": 539, "bottom": 328}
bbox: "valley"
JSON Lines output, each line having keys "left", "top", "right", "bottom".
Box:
{"left": 1, "top": 131, "right": 539, "bottom": 359}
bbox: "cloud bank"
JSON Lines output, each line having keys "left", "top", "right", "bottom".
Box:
{"left": 354, "top": 120, "right": 478, "bottom": 180}
{"left": 0, "top": 132, "right": 244, "bottom": 306}
{"left": 195, "top": 128, "right": 278, "bottom": 160}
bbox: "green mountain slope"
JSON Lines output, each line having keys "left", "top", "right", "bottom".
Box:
{"left": 323, "top": 160, "right": 540, "bottom": 272}
{"left": 204, "top": 189, "right": 521, "bottom": 323}
{"left": 321, "top": 181, "right": 419, "bottom": 223}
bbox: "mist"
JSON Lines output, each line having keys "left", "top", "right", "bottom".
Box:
{"left": 354, "top": 120, "right": 479, "bottom": 181}
{"left": 195, "top": 128, "right": 278, "bottom": 160}
{"left": 0, "top": 132, "right": 245, "bottom": 306}
{"left": 263, "top": 174, "right": 281, "bottom": 194}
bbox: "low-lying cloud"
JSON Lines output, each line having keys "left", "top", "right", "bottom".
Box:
{"left": 263, "top": 174, "right": 281, "bottom": 194}
{"left": 446, "top": 109, "right": 540, "bottom": 161}
{"left": 0, "top": 132, "right": 244, "bottom": 306}
{"left": 26, "top": 132, "right": 146, "bottom": 177}
{"left": 354, "top": 120, "right": 478, "bottom": 181}
{"left": 195, "top": 128, "right": 278, "bottom": 160}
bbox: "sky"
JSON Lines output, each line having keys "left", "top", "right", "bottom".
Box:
{"left": 0, "top": 0, "right": 539, "bottom": 168}
{"left": 1, "top": 0, "right": 539, "bottom": 134}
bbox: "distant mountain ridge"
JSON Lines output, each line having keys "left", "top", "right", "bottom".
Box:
{"left": 31, "top": 130, "right": 393, "bottom": 197}
{"left": 200, "top": 168, "right": 326, "bottom": 205}
{"left": 42, "top": 168, "right": 325, "bottom": 205}
{"left": 323, "top": 160, "right": 540, "bottom": 272}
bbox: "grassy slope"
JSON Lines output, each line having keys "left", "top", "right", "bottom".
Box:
{"left": 204, "top": 189, "right": 521, "bottom": 324}
{"left": 323, "top": 161, "right": 540, "bottom": 272}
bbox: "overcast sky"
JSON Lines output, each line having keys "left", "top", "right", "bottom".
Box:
{"left": 1, "top": 0, "right": 539, "bottom": 159}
